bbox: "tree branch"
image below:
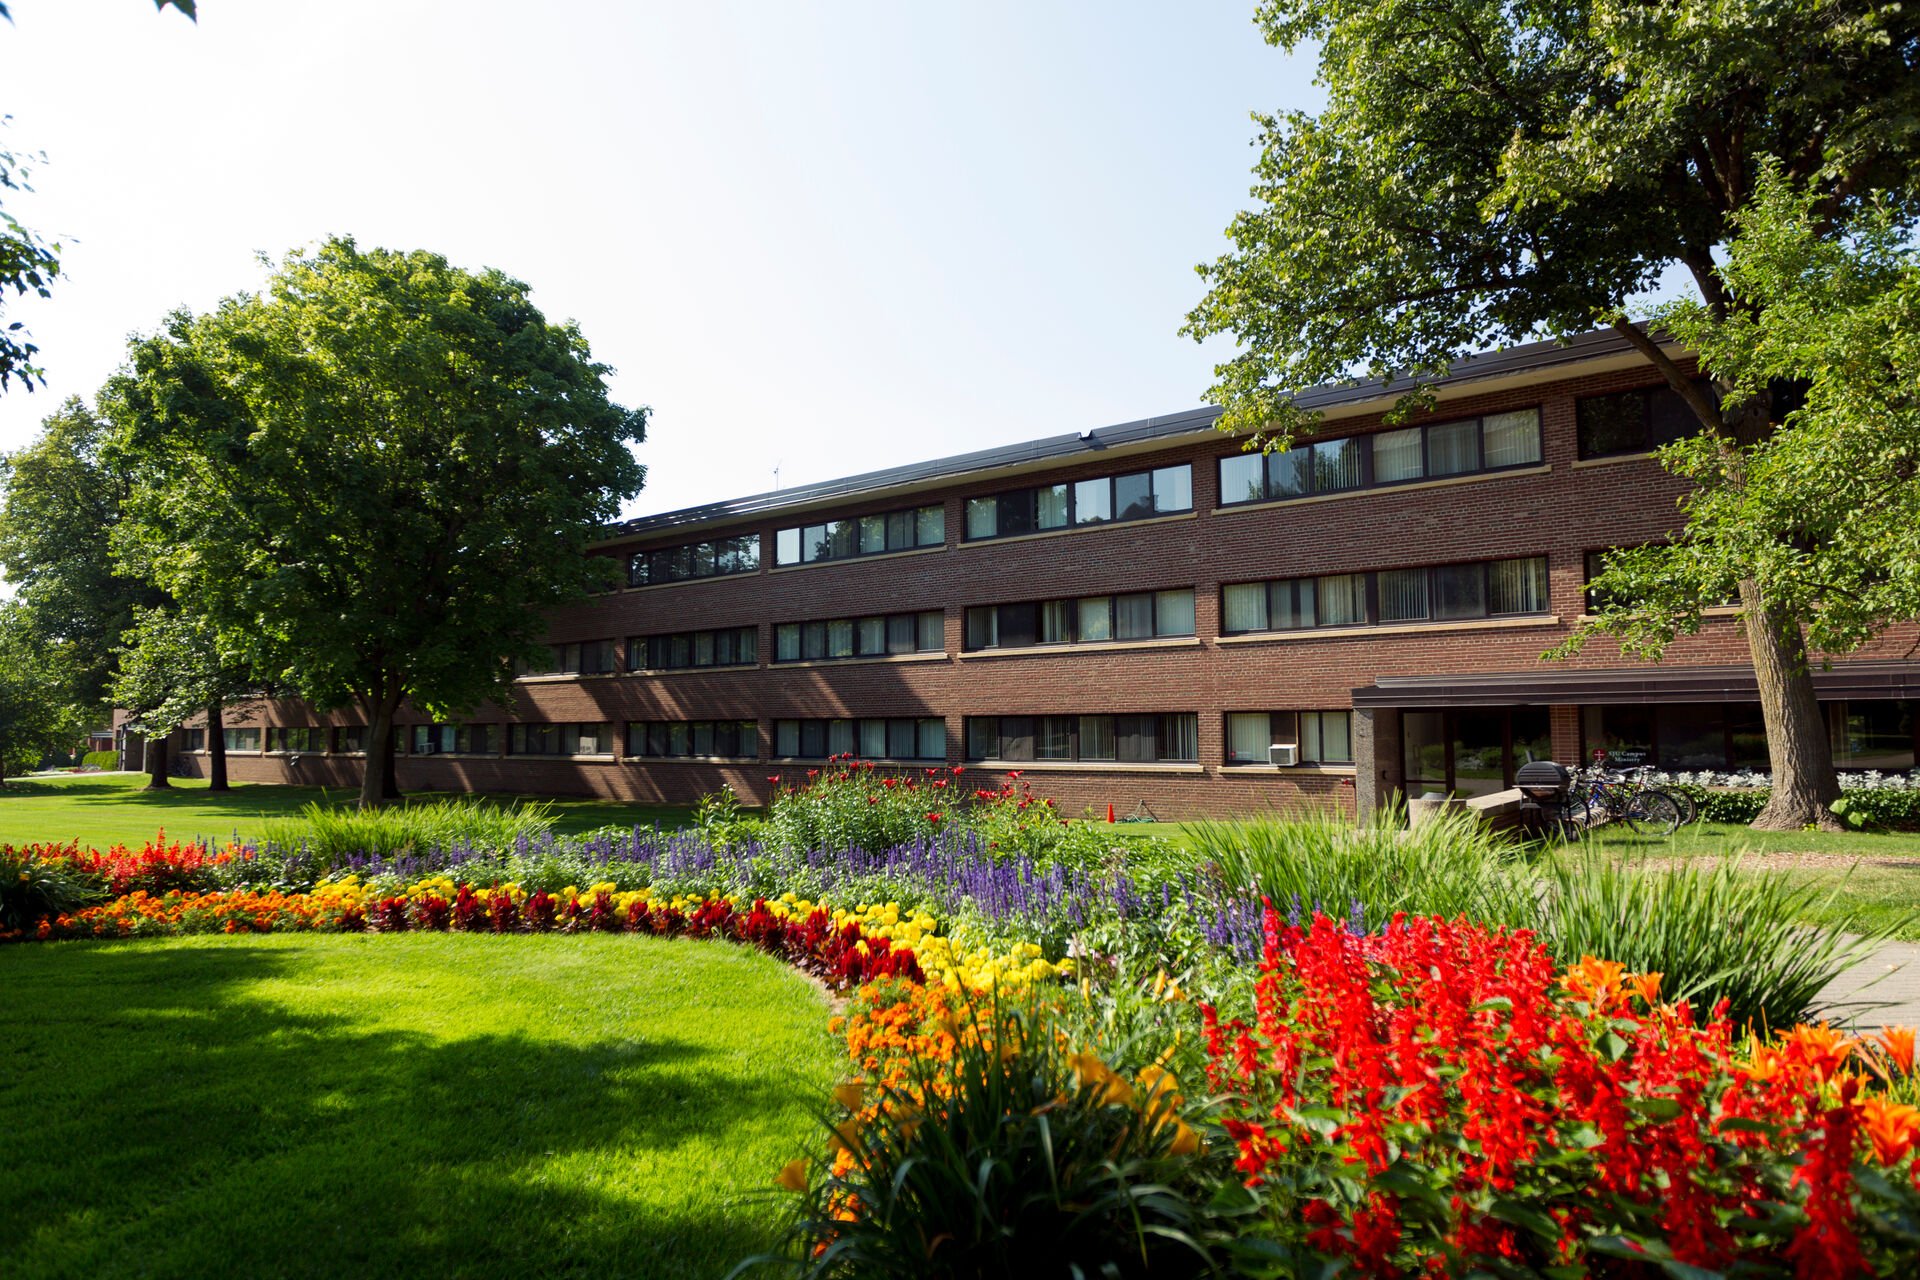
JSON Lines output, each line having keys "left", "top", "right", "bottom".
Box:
{"left": 1610, "top": 317, "right": 1724, "bottom": 431}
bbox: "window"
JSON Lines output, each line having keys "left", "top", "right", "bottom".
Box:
{"left": 774, "top": 505, "right": 943, "bottom": 566}
{"left": 628, "top": 534, "right": 760, "bottom": 586}
{"left": 963, "top": 589, "right": 1195, "bottom": 650}
{"left": 1576, "top": 383, "right": 1712, "bottom": 458}
{"left": 223, "top": 727, "right": 262, "bottom": 753}
{"left": 1829, "top": 700, "right": 1917, "bottom": 771}
{"left": 507, "top": 723, "right": 615, "bottom": 756}
{"left": 268, "top": 727, "right": 324, "bottom": 753}
{"left": 336, "top": 726, "right": 366, "bottom": 754}
{"left": 1224, "top": 711, "right": 1354, "bottom": 764}
{"left": 965, "top": 713, "right": 1197, "bottom": 763}
{"left": 772, "top": 611, "right": 943, "bottom": 662}
{"left": 965, "top": 465, "right": 1193, "bottom": 540}
{"left": 519, "top": 639, "right": 619, "bottom": 676}
{"left": 1218, "top": 409, "right": 1542, "bottom": 505}
{"left": 772, "top": 718, "right": 946, "bottom": 760}
{"left": 184, "top": 728, "right": 206, "bottom": 753}
{"left": 1222, "top": 558, "right": 1550, "bottom": 634}
{"left": 630, "top": 626, "right": 757, "bottom": 671}
{"left": 628, "top": 720, "right": 758, "bottom": 759}
{"left": 404, "top": 724, "right": 498, "bottom": 755}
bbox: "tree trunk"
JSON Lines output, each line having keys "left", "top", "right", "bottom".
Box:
{"left": 145, "top": 732, "right": 172, "bottom": 790}
{"left": 384, "top": 731, "right": 403, "bottom": 801}
{"left": 1740, "top": 581, "right": 1843, "bottom": 830}
{"left": 207, "top": 703, "right": 229, "bottom": 791}
{"left": 359, "top": 692, "right": 405, "bottom": 808}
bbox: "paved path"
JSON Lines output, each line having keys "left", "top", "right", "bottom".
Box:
{"left": 1818, "top": 940, "right": 1920, "bottom": 1029}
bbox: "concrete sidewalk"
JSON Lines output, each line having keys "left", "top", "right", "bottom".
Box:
{"left": 1817, "top": 941, "right": 1920, "bottom": 1029}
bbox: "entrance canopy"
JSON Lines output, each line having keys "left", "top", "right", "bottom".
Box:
{"left": 1351, "top": 662, "right": 1920, "bottom": 709}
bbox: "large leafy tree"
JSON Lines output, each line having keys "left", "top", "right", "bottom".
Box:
{"left": 112, "top": 237, "right": 648, "bottom": 807}
{"left": 1185, "top": 0, "right": 1920, "bottom": 828}
{"left": 0, "top": 601, "right": 81, "bottom": 782}
{"left": 110, "top": 605, "right": 261, "bottom": 792}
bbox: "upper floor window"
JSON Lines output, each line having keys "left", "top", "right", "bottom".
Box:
{"left": 508, "top": 723, "right": 614, "bottom": 757}
{"left": 964, "top": 464, "right": 1192, "bottom": 541}
{"left": 1224, "top": 711, "right": 1353, "bottom": 765}
{"left": 630, "top": 626, "right": 758, "bottom": 672}
{"left": 773, "top": 717, "right": 946, "bottom": 761}
{"left": 774, "top": 505, "right": 944, "bottom": 566}
{"left": 517, "top": 639, "right": 619, "bottom": 677}
{"left": 964, "top": 589, "right": 1195, "bottom": 650}
{"left": 1221, "top": 556, "right": 1549, "bottom": 633}
{"left": 1576, "top": 383, "right": 1711, "bottom": 458}
{"left": 964, "top": 713, "right": 1198, "bottom": 763}
{"left": 773, "top": 611, "right": 943, "bottom": 662}
{"left": 629, "top": 720, "right": 758, "bottom": 759}
{"left": 627, "top": 534, "right": 760, "bottom": 587}
{"left": 1219, "top": 409, "right": 1541, "bottom": 505}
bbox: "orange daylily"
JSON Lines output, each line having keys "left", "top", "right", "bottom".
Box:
{"left": 774, "top": 1158, "right": 810, "bottom": 1192}
{"left": 1780, "top": 1023, "right": 1856, "bottom": 1083}
{"left": 1876, "top": 1026, "right": 1916, "bottom": 1076}
{"left": 1625, "top": 971, "right": 1663, "bottom": 1008}
{"left": 832, "top": 1081, "right": 866, "bottom": 1111}
{"left": 1860, "top": 1098, "right": 1920, "bottom": 1166}
{"left": 1560, "top": 955, "right": 1627, "bottom": 1008}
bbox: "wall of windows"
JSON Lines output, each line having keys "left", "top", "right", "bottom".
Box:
{"left": 964, "top": 713, "right": 1198, "bottom": 763}
{"left": 773, "top": 611, "right": 943, "bottom": 662}
{"left": 629, "top": 720, "right": 759, "bottom": 759}
{"left": 964, "top": 464, "right": 1192, "bottom": 541}
{"left": 508, "top": 723, "right": 615, "bottom": 756}
{"left": 267, "top": 727, "right": 326, "bottom": 753}
{"left": 1576, "top": 383, "right": 1710, "bottom": 458}
{"left": 630, "top": 626, "right": 758, "bottom": 671}
{"left": 1222, "top": 557, "right": 1550, "bottom": 634}
{"left": 1402, "top": 708, "right": 1553, "bottom": 797}
{"left": 223, "top": 727, "right": 262, "bottom": 752}
{"left": 774, "top": 717, "right": 947, "bottom": 760}
{"left": 626, "top": 534, "right": 760, "bottom": 587}
{"left": 1582, "top": 700, "right": 1917, "bottom": 773}
{"left": 1220, "top": 409, "right": 1541, "bottom": 506}
{"left": 518, "top": 639, "right": 620, "bottom": 676}
{"left": 1223, "top": 711, "right": 1353, "bottom": 765}
{"left": 964, "top": 590, "right": 1195, "bottom": 650}
{"left": 774, "top": 505, "right": 943, "bottom": 566}
{"left": 410, "top": 724, "right": 500, "bottom": 755}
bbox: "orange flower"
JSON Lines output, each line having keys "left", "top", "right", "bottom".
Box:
{"left": 774, "top": 1158, "right": 810, "bottom": 1192}
{"left": 1167, "top": 1120, "right": 1200, "bottom": 1157}
{"left": 1560, "top": 955, "right": 1627, "bottom": 1009}
{"left": 1780, "top": 1023, "right": 1856, "bottom": 1083}
{"left": 832, "top": 1081, "right": 866, "bottom": 1111}
{"left": 1876, "top": 1026, "right": 1916, "bottom": 1076}
{"left": 1625, "top": 971, "right": 1663, "bottom": 1008}
{"left": 1861, "top": 1098, "right": 1920, "bottom": 1166}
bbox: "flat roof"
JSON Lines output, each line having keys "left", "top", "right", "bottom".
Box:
{"left": 1352, "top": 663, "right": 1920, "bottom": 708}
{"left": 605, "top": 326, "right": 1654, "bottom": 544}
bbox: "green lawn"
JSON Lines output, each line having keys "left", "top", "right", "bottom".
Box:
{"left": 0, "top": 772, "right": 698, "bottom": 849}
{"left": 0, "top": 933, "right": 839, "bottom": 1279}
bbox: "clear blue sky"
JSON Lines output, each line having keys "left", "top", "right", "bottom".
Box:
{"left": 0, "top": 1, "right": 1319, "bottom": 518}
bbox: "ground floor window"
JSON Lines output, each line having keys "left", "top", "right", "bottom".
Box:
{"left": 267, "top": 727, "right": 326, "bottom": 753}
{"left": 183, "top": 728, "right": 206, "bottom": 753}
{"left": 629, "top": 720, "right": 758, "bottom": 759}
{"left": 1223, "top": 711, "right": 1353, "bottom": 764}
{"left": 773, "top": 717, "right": 945, "bottom": 761}
{"left": 965, "top": 713, "right": 1198, "bottom": 763}
{"left": 409, "top": 724, "right": 500, "bottom": 755}
{"left": 1402, "top": 707, "right": 1551, "bottom": 798}
{"left": 223, "top": 727, "right": 262, "bottom": 753}
{"left": 1581, "top": 700, "right": 1916, "bottom": 772}
{"left": 508, "top": 723, "right": 614, "bottom": 757}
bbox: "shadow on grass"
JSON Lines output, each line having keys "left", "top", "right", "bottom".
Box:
{"left": 1, "top": 941, "right": 806, "bottom": 1279}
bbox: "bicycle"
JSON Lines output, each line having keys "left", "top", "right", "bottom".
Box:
{"left": 1574, "top": 760, "right": 1683, "bottom": 836}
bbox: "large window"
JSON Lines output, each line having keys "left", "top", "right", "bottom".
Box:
{"left": 184, "top": 729, "right": 206, "bottom": 753}
{"left": 774, "top": 611, "right": 943, "bottom": 662}
{"left": 964, "top": 713, "right": 1198, "bottom": 763}
{"left": 1222, "top": 557, "right": 1549, "bottom": 634}
{"left": 627, "top": 534, "right": 761, "bottom": 587}
{"left": 629, "top": 720, "right": 759, "bottom": 759}
{"left": 1223, "top": 711, "right": 1353, "bottom": 765}
{"left": 508, "top": 723, "right": 615, "bottom": 756}
{"left": 964, "top": 464, "right": 1192, "bottom": 541}
{"left": 1219, "top": 409, "right": 1541, "bottom": 505}
{"left": 267, "top": 727, "right": 326, "bottom": 753}
{"left": 336, "top": 726, "right": 366, "bottom": 754}
{"left": 1576, "top": 383, "right": 1712, "bottom": 459}
{"left": 773, "top": 717, "right": 946, "bottom": 761}
{"left": 630, "top": 626, "right": 758, "bottom": 672}
{"left": 518, "top": 639, "right": 620, "bottom": 677}
{"left": 409, "top": 724, "right": 500, "bottom": 755}
{"left": 774, "top": 505, "right": 944, "bottom": 566}
{"left": 964, "top": 589, "right": 1195, "bottom": 650}
{"left": 223, "top": 727, "right": 262, "bottom": 753}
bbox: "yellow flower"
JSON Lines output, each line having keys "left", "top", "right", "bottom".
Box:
{"left": 832, "top": 1081, "right": 866, "bottom": 1111}
{"left": 1167, "top": 1121, "right": 1200, "bottom": 1157}
{"left": 774, "top": 1158, "right": 809, "bottom": 1192}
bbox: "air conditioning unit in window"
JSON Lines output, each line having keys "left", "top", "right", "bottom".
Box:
{"left": 1269, "top": 744, "right": 1298, "bottom": 766}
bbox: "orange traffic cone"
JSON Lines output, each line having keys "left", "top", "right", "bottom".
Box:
{"left": 1106, "top": 803, "right": 1115, "bottom": 823}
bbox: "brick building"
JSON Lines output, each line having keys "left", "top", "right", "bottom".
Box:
{"left": 170, "top": 330, "right": 1920, "bottom": 818}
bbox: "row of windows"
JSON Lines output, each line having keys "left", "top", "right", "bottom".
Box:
{"left": 519, "top": 639, "right": 621, "bottom": 676}
{"left": 626, "top": 534, "right": 761, "bottom": 587}
{"left": 1224, "top": 711, "right": 1354, "bottom": 764}
{"left": 965, "top": 590, "right": 1195, "bottom": 650}
{"left": 774, "top": 505, "right": 944, "bottom": 566}
{"left": 1221, "top": 409, "right": 1542, "bottom": 506}
{"left": 774, "top": 612, "right": 944, "bottom": 662}
{"left": 631, "top": 720, "right": 760, "bottom": 759}
{"left": 1222, "top": 556, "right": 1550, "bottom": 633}
{"left": 633, "top": 627, "right": 759, "bottom": 671}
{"left": 509, "top": 723, "right": 617, "bottom": 756}
{"left": 964, "top": 464, "right": 1193, "bottom": 542}
{"left": 775, "top": 718, "right": 949, "bottom": 762}
{"left": 964, "top": 714, "right": 1201, "bottom": 764}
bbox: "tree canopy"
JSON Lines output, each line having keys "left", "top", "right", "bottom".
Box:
{"left": 111, "top": 236, "right": 647, "bottom": 806}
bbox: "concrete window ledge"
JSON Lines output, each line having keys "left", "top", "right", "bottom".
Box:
{"left": 969, "top": 760, "right": 1206, "bottom": 775}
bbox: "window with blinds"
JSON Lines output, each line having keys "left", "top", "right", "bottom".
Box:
{"left": 773, "top": 611, "right": 943, "bottom": 662}
{"left": 773, "top": 718, "right": 946, "bottom": 761}
{"left": 965, "top": 714, "right": 1199, "bottom": 763}
{"left": 963, "top": 589, "right": 1196, "bottom": 650}
{"left": 1218, "top": 408, "right": 1542, "bottom": 506}
{"left": 1221, "top": 557, "right": 1550, "bottom": 634}
{"left": 1224, "top": 711, "right": 1354, "bottom": 764}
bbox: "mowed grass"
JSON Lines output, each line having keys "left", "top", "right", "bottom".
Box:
{"left": 0, "top": 772, "right": 699, "bottom": 849}
{"left": 0, "top": 933, "right": 840, "bottom": 1279}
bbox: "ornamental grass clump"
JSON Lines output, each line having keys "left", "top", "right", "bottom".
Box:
{"left": 258, "top": 796, "right": 557, "bottom": 864}
{"left": 1534, "top": 847, "right": 1900, "bottom": 1030}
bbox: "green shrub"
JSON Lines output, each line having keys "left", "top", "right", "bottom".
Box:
{"left": 1187, "top": 800, "right": 1529, "bottom": 931}
{"left": 0, "top": 844, "right": 106, "bottom": 931}
{"left": 81, "top": 749, "right": 119, "bottom": 771}
{"left": 258, "top": 797, "right": 557, "bottom": 862}
{"left": 1533, "top": 847, "right": 1900, "bottom": 1029}
{"left": 1830, "top": 788, "right": 1920, "bottom": 831}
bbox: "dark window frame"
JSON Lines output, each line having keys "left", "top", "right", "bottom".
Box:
{"left": 1220, "top": 556, "right": 1551, "bottom": 635}
{"left": 627, "top": 533, "right": 762, "bottom": 587}
{"left": 773, "top": 504, "right": 945, "bottom": 567}
{"left": 769, "top": 717, "right": 948, "bottom": 761}
{"left": 961, "top": 589, "right": 1196, "bottom": 651}
{"left": 1575, "top": 382, "right": 1716, "bottom": 460}
{"left": 962, "top": 464, "right": 1194, "bottom": 542}
{"left": 963, "top": 713, "right": 1199, "bottom": 763}
{"left": 626, "top": 719, "right": 760, "bottom": 760}
{"left": 1217, "top": 407, "right": 1545, "bottom": 508}
{"left": 629, "top": 625, "right": 760, "bottom": 672}
{"left": 771, "top": 611, "right": 944, "bottom": 663}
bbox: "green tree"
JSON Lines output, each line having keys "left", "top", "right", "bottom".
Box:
{"left": 109, "top": 605, "right": 261, "bottom": 792}
{"left": 1184, "top": 0, "right": 1920, "bottom": 828}
{"left": 112, "top": 237, "right": 648, "bottom": 807}
{"left": 0, "top": 602, "right": 81, "bottom": 782}
{"left": 1565, "top": 176, "right": 1920, "bottom": 724}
